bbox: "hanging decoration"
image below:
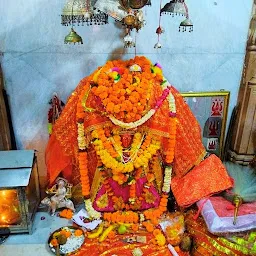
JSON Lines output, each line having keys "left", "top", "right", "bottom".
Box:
{"left": 123, "top": 34, "right": 136, "bottom": 48}
{"left": 154, "top": 0, "right": 164, "bottom": 49}
{"left": 61, "top": 0, "right": 108, "bottom": 26}
{"left": 61, "top": 0, "right": 193, "bottom": 48}
{"left": 154, "top": 0, "right": 193, "bottom": 48}
{"left": 161, "top": 0, "right": 193, "bottom": 32}
{"left": 64, "top": 28, "right": 83, "bottom": 44}
{"left": 122, "top": 9, "right": 145, "bottom": 48}
{"left": 62, "top": 0, "right": 108, "bottom": 44}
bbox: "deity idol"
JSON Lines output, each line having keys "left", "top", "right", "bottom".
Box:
{"left": 46, "top": 56, "right": 205, "bottom": 221}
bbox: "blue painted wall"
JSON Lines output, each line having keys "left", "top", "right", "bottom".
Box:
{"left": 0, "top": 0, "right": 253, "bottom": 186}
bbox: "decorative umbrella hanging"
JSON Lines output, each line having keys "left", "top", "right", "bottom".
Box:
{"left": 161, "top": 0, "right": 193, "bottom": 32}
{"left": 61, "top": 0, "right": 108, "bottom": 26}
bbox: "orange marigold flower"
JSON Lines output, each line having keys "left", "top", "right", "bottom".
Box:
{"left": 50, "top": 238, "right": 58, "bottom": 247}
{"left": 74, "top": 229, "right": 83, "bottom": 237}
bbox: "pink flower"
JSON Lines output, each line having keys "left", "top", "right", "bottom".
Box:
{"left": 169, "top": 112, "right": 176, "bottom": 118}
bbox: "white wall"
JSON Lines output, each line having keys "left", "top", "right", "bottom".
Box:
{"left": 0, "top": 0, "right": 253, "bottom": 188}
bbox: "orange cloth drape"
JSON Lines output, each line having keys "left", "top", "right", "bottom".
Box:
{"left": 171, "top": 154, "right": 233, "bottom": 207}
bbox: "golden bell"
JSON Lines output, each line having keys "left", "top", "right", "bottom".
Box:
{"left": 64, "top": 28, "right": 83, "bottom": 44}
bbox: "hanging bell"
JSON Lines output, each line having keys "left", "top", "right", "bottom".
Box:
{"left": 64, "top": 28, "right": 83, "bottom": 44}
{"left": 154, "top": 42, "right": 162, "bottom": 49}
{"left": 123, "top": 34, "right": 135, "bottom": 48}
{"left": 179, "top": 18, "right": 193, "bottom": 32}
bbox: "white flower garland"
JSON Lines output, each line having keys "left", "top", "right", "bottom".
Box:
{"left": 77, "top": 122, "right": 86, "bottom": 150}
{"left": 162, "top": 78, "right": 176, "bottom": 114}
{"left": 162, "top": 166, "right": 172, "bottom": 193}
{"left": 108, "top": 109, "right": 156, "bottom": 129}
{"left": 84, "top": 198, "right": 101, "bottom": 219}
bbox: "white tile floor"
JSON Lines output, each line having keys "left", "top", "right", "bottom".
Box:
{"left": 0, "top": 211, "right": 71, "bottom": 256}
{"left": 0, "top": 244, "right": 53, "bottom": 256}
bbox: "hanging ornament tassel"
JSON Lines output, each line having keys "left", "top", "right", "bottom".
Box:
{"left": 154, "top": 0, "right": 163, "bottom": 48}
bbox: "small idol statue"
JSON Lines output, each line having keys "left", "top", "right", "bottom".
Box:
{"left": 41, "top": 177, "right": 75, "bottom": 216}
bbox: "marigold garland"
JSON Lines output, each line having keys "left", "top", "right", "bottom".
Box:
{"left": 103, "top": 211, "right": 139, "bottom": 224}
{"left": 78, "top": 151, "right": 90, "bottom": 197}
{"left": 92, "top": 56, "right": 155, "bottom": 124}
{"left": 75, "top": 57, "right": 178, "bottom": 225}
{"left": 91, "top": 130, "right": 161, "bottom": 181}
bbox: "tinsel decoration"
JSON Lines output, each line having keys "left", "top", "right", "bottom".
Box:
{"left": 223, "top": 162, "right": 256, "bottom": 225}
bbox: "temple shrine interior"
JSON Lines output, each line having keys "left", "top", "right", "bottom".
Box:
{"left": 0, "top": 1, "right": 256, "bottom": 255}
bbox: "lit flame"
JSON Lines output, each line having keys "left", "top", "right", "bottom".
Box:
{"left": 0, "top": 190, "right": 6, "bottom": 196}
{"left": 0, "top": 189, "right": 21, "bottom": 225}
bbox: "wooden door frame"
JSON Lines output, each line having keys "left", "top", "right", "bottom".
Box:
{"left": 0, "top": 64, "right": 12, "bottom": 150}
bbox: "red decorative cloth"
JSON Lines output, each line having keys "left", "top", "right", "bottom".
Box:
{"left": 171, "top": 154, "right": 233, "bottom": 207}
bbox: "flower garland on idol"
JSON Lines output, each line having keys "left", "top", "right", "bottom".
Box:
{"left": 76, "top": 57, "right": 177, "bottom": 223}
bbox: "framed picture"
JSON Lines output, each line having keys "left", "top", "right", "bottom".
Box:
{"left": 180, "top": 91, "right": 230, "bottom": 160}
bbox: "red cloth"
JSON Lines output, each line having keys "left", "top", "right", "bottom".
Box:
{"left": 210, "top": 196, "right": 256, "bottom": 217}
